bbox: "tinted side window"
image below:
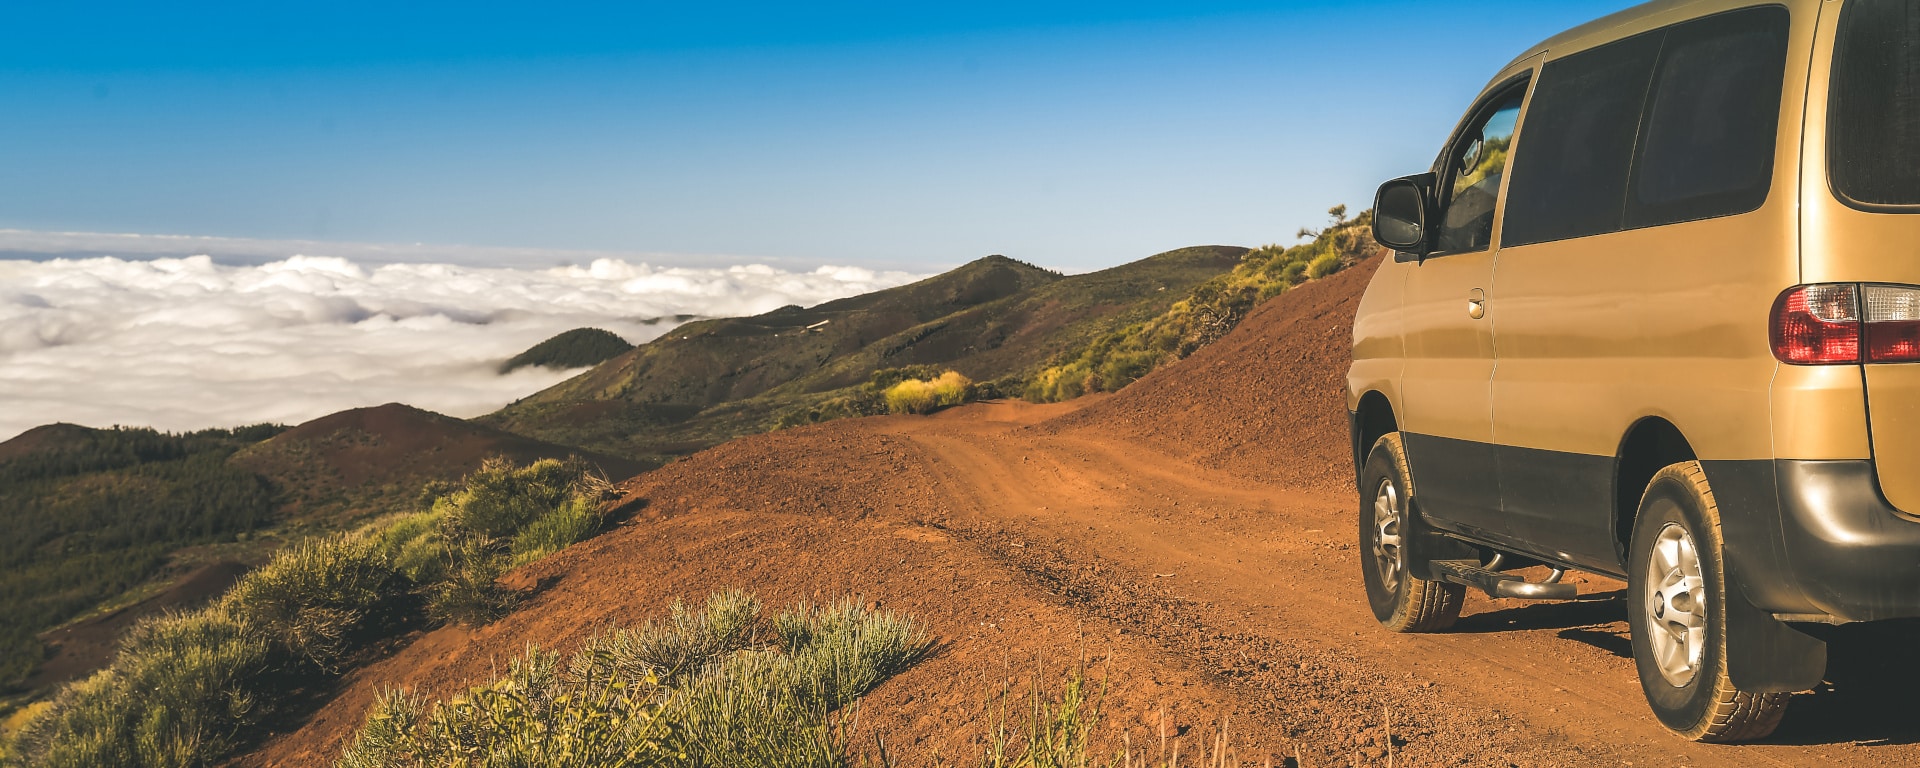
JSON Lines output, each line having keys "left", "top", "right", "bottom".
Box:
{"left": 1628, "top": 7, "right": 1790, "bottom": 227}
{"left": 1831, "top": 0, "right": 1920, "bottom": 208}
{"left": 1503, "top": 6, "right": 1790, "bottom": 247}
{"left": 1501, "top": 32, "right": 1660, "bottom": 248}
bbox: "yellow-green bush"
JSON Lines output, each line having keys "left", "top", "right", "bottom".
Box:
{"left": 510, "top": 496, "right": 604, "bottom": 566}
{"left": 8, "top": 603, "right": 272, "bottom": 768}
{"left": 883, "top": 371, "right": 973, "bottom": 415}
{"left": 1025, "top": 206, "right": 1374, "bottom": 403}
{"left": 1308, "top": 251, "right": 1344, "bottom": 279}
{"left": 366, "top": 511, "right": 448, "bottom": 584}
{"left": 774, "top": 365, "right": 984, "bottom": 429}
{"left": 335, "top": 591, "right": 931, "bottom": 768}
{"left": 435, "top": 457, "right": 586, "bottom": 541}
{"left": 425, "top": 457, "right": 612, "bottom": 624}
{"left": 220, "top": 535, "right": 400, "bottom": 672}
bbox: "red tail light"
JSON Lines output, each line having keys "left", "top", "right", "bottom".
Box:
{"left": 1771, "top": 283, "right": 1920, "bottom": 365}
{"left": 1772, "top": 284, "right": 1860, "bottom": 364}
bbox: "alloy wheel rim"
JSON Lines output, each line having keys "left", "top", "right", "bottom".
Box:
{"left": 1372, "top": 478, "right": 1404, "bottom": 594}
{"left": 1644, "top": 522, "right": 1707, "bottom": 687}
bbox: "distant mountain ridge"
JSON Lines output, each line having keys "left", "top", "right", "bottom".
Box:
{"left": 482, "top": 247, "right": 1248, "bottom": 461}
{"left": 232, "top": 403, "right": 649, "bottom": 522}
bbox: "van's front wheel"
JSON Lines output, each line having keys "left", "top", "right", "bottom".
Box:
{"left": 1359, "top": 433, "right": 1464, "bottom": 633}
{"left": 1628, "top": 462, "right": 1790, "bottom": 741}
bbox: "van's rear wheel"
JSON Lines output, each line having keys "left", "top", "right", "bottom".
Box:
{"left": 1627, "top": 462, "right": 1790, "bottom": 742}
{"left": 1359, "top": 433, "right": 1464, "bottom": 632}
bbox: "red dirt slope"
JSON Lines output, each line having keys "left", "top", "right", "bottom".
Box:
{"left": 1038, "top": 256, "right": 1367, "bottom": 495}
{"left": 236, "top": 255, "right": 1920, "bottom": 768}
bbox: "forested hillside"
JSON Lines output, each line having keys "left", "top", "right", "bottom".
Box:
{"left": 0, "top": 424, "right": 283, "bottom": 690}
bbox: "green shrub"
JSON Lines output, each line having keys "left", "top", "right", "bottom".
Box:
{"left": 337, "top": 648, "right": 674, "bottom": 768}
{"left": 618, "top": 590, "right": 762, "bottom": 684}
{"left": 220, "top": 535, "right": 401, "bottom": 671}
{"left": 427, "top": 541, "right": 517, "bottom": 626}
{"left": 510, "top": 496, "right": 605, "bottom": 566}
{"left": 1308, "top": 251, "right": 1344, "bottom": 279}
{"left": 372, "top": 512, "right": 449, "bottom": 585}
{"left": 9, "top": 608, "right": 270, "bottom": 768}
{"left": 1280, "top": 260, "right": 1309, "bottom": 284}
{"left": 435, "top": 457, "right": 580, "bottom": 541}
{"left": 775, "top": 598, "right": 929, "bottom": 707}
{"left": 335, "top": 591, "right": 930, "bottom": 768}
{"left": 972, "top": 375, "right": 1024, "bottom": 401}
{"left": 421, "top": 456, "right": 613, "bottom": 625}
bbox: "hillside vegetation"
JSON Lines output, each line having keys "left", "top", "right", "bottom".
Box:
{"left": 1026, "top": 207, "right": 1372, "bottom": 401}
{"left": 499, "top": 328, "right": 634, "bottom": 374}
{"left": 484, "top": 247, "right": 1246, "bottom": 462}
{"left": 3, "top": 457, "right": 618, "bottom": 768}
{"left": 0, "top": 424, "right": 283, "bottom": 692}
{"left": 0, "top": 403, "right": 648, "bottom": 716}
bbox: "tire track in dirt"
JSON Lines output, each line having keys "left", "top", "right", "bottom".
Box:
{"left": 886, "top": 411, "right": 1882, "bottom": 766}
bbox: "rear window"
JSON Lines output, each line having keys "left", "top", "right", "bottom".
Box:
{"left": 1831, "top": 0, "right": 1920, "bottom": 209}
{"left": 1502, "top": 6, "right": 1791, "bottom": 247}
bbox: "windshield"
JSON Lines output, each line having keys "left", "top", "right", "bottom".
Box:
{"left": 1831, "top": 0, "right": 1920, "bottom": 209}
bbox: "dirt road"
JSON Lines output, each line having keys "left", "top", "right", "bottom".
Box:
{"left": 240, "top": 259, "right": 1920, "bottom": 766}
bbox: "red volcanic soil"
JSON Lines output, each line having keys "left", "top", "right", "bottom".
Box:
{"left": 232, "top": 403, "right": 650, "bottom": 521}
{"left": 235, "top": 257, "right": 1920, "bottom": 767}
{"left": 0, "top": 423, "right": 101, "bottom": 463}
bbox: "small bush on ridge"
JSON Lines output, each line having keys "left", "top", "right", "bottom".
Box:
{"left": 883, "top": 371, "right": 974, "bottom": 415}
{"left": 776, "top": 366, "right": 985, "bottom": 428}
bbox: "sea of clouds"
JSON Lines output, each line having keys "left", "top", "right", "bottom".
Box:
{"left": 0, "top": 254, "right": 923, "bottom": 442}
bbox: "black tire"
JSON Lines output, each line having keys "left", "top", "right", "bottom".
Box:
{"left": 1359, "top": 433, "right": 1464, "bottom": 633}
{"left": 1627, "top": 461, "right": 1790, "bottom": 742}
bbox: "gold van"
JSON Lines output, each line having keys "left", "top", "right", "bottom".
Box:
{"left": 1346, "top": 0, "right": 1920, "bottom": 742}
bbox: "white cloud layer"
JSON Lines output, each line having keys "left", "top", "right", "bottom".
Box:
{"left": 0, "top": 227, "right": 930, "bottom": 272}
{"left": 0, "top": 254, "right": 923, "bottom": 441}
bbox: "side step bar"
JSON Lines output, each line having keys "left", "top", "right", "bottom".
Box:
{"left": 1430, "top": 559, "right": 1578, "bottom": 600}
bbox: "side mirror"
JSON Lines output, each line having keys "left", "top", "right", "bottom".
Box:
{"left": 1372, "top": 173, "right": 1435, "bottom": 257}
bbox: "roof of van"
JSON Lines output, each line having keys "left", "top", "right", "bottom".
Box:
{"left": 1500, "top": 0, "right": 1744, "bottom": 71}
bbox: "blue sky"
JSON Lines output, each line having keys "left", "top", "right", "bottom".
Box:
{"left": 0, "top": 1, "right": 1637, "bottom": 271}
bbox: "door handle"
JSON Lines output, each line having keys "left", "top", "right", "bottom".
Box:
{"left": 1467, "top": 288, "right": 1486, "bottom": 320}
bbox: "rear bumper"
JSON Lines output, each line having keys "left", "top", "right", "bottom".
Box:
{"left": 1708, "top": 459, "right": 1920, "bottom": 623}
